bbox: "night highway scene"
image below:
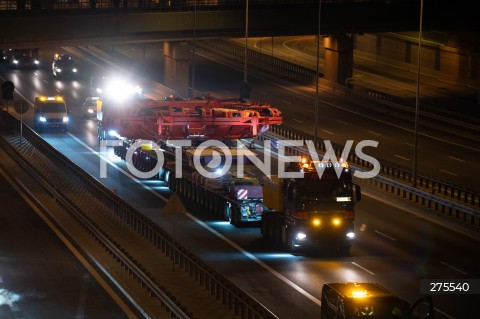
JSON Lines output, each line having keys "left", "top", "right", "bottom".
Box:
{"left": 0, "top": 1, "right": 479, "bottom": 318}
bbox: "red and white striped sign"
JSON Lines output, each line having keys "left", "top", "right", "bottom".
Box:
{"left": 237, "top": 188, "right": 248, "bottom": 200}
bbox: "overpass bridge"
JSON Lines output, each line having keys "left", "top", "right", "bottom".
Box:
{"left": 0, "top": 0, "right": 477, "bottom": 49}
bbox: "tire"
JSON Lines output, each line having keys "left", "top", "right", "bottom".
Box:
{"left": 285, "top": 230, "right": 297, "bottom": 253}
{"left": 224, "top": 203, "right": 231, "bottom": 222}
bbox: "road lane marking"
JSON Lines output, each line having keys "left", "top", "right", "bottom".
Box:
{"left": 440, "top": 169, "right": 458, "bottom": 177}
{"left": 440, "top": 261, "right": 467, "bottom": 275}
{"left": 67, "top": 133, "right": 168, "bottom": 202}
{"left": 405, "top": 142, "right": 414, "bottom": 147}
{"left": 374, "top": 230, "right": 396, "bottom": 241}
{"left": 368, "top": 130, "right": 381, "bottom": 136}
{"left": 448, "top": 156, "right": 466, "bottom": 163}
{"left": 394, "top": 155, "right": 410, "bottom": 161}
{"left": 336, "top": 120, "right": 348, "bottom": 124}
{"left": 67, "top": 133, "right": 323, "bottom": 307}
{"left": 307, "top": 109, "right": 315, "bottom": 113}
{"left": 187, "top": 213, "right": 322, "bottom": 306}
{"left": 292, "top": 118, "right": 303, "bottom": 123}
{"left": 321, "top": 129, "right": 334, "bottom": 135}
{"left": 282, "top": 100, "right": 292, "bottom": 104}
{"left": 351, "top": 262, "right": 375, "bottom": 275}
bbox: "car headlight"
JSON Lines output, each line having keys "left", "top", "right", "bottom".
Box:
{"left": 56, "top": 68, "right": 62, "bottom": 72}
{"left": 73, "top": 68, "right": 78, "bottom": 72}
{"left": 13, "top": 59, "right": 18, "bottom": 64}
{"left": 63, "top": 117, "right": 69, "bottom": 123}
{"left": 39, "top": 116, "right": 47, "bottom": 122}
{"left": 34, "top": 60, "right": 40, "bottom": 65}
{"left": 88, "top": 109, "right": 94, "bottom": 114}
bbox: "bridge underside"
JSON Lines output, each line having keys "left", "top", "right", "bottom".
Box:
{"left": 0, "top": 2, "right": 476, "bottom": 49}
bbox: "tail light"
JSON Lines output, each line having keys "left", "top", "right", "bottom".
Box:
{"left": 344, "top": 211, "right": 355, "bottom": 219}
{"left": 292, "top": 211, "right": 308, "bottom": 218}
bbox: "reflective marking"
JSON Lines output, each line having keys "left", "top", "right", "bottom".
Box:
{"left": 321, "top": 129, "right": 334, "bottom": 135}
{"left": 448, "top": 156, "right": 466, "bottom": 163}
{"left": 394, "top": 154, "right": 410, "bottom": 161}
{"left": 440, "top": 169, "right": 458, "bottom": 176}
{"left": 433, "top": 306, "right": 455, "bottom": 319}
{"left": 292, "top": 118, "right": 303, "bottom": 123}
{"left": 440, "top": 261, "right": 467, "bottom": 275}
{"left": 368, "top": 130, "right": 381, "bottom": 136}
{"left": 56, "top": 89, "right": 61, "bottom": 93}
{"left": 351, "top": 262, "right": 375, "bottom": 275}
{"left": 374, "top": 230, "right": 396, "bottom": 241}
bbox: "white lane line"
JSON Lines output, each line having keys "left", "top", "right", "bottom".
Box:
{"left": 34, "top": 72, "right": 39, "bottom": 76}
{"left": 448, "top": 156, "right": 466, "bottom": 163}
{"left": 440, "top": 169, "right": 458, "bottom": 177}
{"left": 374, "top": 230, "right": 396, "bottom": 241}
{"left": 351, "top": 262, "right": 375, "bottom": 276}
{"left": 405, "top": 142, "right": 414, "bottom": 147}
{"left": 43, "top": 80, "right": 49, "bottom": 84}
{"left": 187, "top": 213, "right": 322, "bottom": 306}
{"left": 433, "top": 306, "right": 456, "bottom": 319}
{"left": 292, "top": 118, "right": 303, "bottom": 123}
{"left": 336, "top": 120, "right": 348, "bottom": 125}
{"left": 55, "top": 89, "right": 61, "bottom": 93}
{"left": 321, "top": 129, "right": 334, "bottom": 135}
{"left": 368, "top": 130, "right": 381, "bottom": 136}
{"left": 67, "top": 133, "right": 168, "bottom": 202}
{"left": 394, "top": 155, "right": 410, "bottom": 161}
{"left": 67, "top": 133, "right": 322, "bottom": 307}
{"left": 307, "top": 109, "right": 315, "bottom": 113}
{"left": 440, "top": 261, "right": 468, "bottom": 275}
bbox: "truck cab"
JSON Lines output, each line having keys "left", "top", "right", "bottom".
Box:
{"left": 261, "top": 160, "right": 361, "bottom": 255}
{"left": 33, "top": 96, "right": 69, "bottom": 133}
{"left": 321, "top": 282, "right": 434, "bottom": 319}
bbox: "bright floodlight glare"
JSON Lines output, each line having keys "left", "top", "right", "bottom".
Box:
{"left": 296, "top": 232, "right": 307, "bottom": 240}
{"left": 104, "top": 78, "right": 141, "bottom": 100}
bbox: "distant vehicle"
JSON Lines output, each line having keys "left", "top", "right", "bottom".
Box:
{"left": 81, "top": 96, "right": 101, "bottom": 119}
{"left": 33, "top": 96, "right": 70, "bottom": 133}
{"left": 2, "top": 48, "right": 40, "bottom": 69}
{"left": 52, "top": 53, "right": 78, "bottom": 80}
{"left": 321, "top": 282, "right": 434, "bottom": 319}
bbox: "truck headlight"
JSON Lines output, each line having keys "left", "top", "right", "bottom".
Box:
{"left": 63, "top": 117, "right": 69, "bottom": 123}
{"left": 296, "top": 232, "right": 307, "bottom": 240}
{"left": 332, "top": 218, "right": 342, "bottom": 226}
{"left": 108, "top": 130, "right": 119, "bottom": 138}
{"left": 39, "top": 116, "right": 47, "bottom": 122}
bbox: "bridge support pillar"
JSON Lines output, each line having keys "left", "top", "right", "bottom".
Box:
{"left": 323, "top": 34, "right": 353, "bottom": 86}
{"left": 163, "top": 42, "right": 190, "bottom": 98}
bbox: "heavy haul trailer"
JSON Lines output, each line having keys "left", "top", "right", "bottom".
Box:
{"left": 97, "top": 96, "right": 283, "bottom": 141}
{"left": 113, "top": 140, "right": 265, "bottom": 226}
{"left": 261, "top": 160, "right": 361, "bottom": 255}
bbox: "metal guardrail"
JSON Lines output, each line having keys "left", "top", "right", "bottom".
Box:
{"left": 259, "top": 127, "right": 480, "bottom": 227}
{"left": 1, "top": 110, "right": 278, "bottom": 319}
{"left": 198, "top": 39, "right": 480, "bottom": 134}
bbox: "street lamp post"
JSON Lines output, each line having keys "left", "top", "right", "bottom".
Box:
{"left": 191, "top": 0, "right": 197, "bottom": 99}
{"left": 314, "top": 0, "right": 322, "bottom": 147}
{"left": 413, "top": 0, "right": 424, "bottom": 188}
